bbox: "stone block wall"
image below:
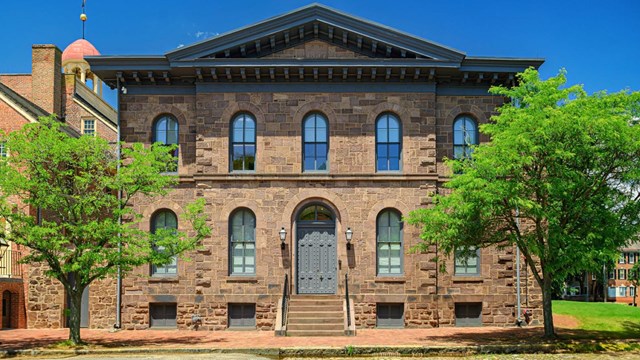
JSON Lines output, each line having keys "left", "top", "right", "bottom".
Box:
{"left": 113, "top": 88, "right": 542, "bottom": 330}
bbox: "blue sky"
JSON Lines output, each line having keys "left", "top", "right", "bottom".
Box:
{"left": 1, "top": 1, "right": 638, "bottom": 108}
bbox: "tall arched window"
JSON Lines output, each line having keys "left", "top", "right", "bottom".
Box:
{"left": 303, "top": 113, "right": 328, "bottom": 171}
{"left": 153, "top": 115, "right": 179, "bottom": 171}
{"left": 376, "top": 114, "right": 401, "bottom": 171}
{"left": 453, "top": 115, "right": 478, "bottom": 160}
{"left": 151, "top": 210, "right": 178, "bottom": 276}
{"left": 377, "top": 209, "right": 403, "bottom": 275}
{"left": 230, "top": 209, "right": 256, "bottom": 275}
{"left": 231, "top": 113, "right": 256, "bottom": 171}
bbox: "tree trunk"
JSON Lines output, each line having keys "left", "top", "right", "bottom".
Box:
{"left": 541, "top": 272, "right": 556, "bottom": 338}
{"left": 67, "top": 285, "right": 84, "bottom": 344}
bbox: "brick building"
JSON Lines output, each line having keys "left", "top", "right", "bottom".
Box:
{"left": 87, "top": 4, "right": 543, "bottom": 333}
{"left": 0, "top": 41, "right": 117, "bottom": 329}
{"left": 607, "top": 242, "right": 639, "bottom": 304}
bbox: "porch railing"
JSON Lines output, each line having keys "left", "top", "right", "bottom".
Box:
{"left": 281, "top": 274, "right": 289, "bottom": 329}
{"left": 345, "top": 273, "right": 351, "bottom": 328}
{"left": 0, "top": 249, "right": 22, "bottom": 278}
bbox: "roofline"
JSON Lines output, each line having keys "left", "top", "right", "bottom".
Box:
{"left": 164, "top": 3, "right": 465, "bottom": 61}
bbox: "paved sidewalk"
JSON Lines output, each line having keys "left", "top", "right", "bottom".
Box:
{"left": 1, "top": 326, "right": 543, "bottom": 350}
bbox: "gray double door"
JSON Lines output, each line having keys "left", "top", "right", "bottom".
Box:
{"left": 297, "top": 224, "right": 337, "bottom": 294}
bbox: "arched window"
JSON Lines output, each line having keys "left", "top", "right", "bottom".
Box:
{"left": 376, "top": 114, "right": 401, "bottom": 171}
{"left": 453, "top": 115, "right": 478, "bottom": 160}
{"left": 151, "top": 210, "right": 178, "bottom": 276}
{"left": 231, "top": 113, "right": 256, "bottom": 171}
{"left": 303, "top": 113, "right": 328, "bottom": 171}
{"left": 153, "top": 115, "right": 179, "bottom": 171}
{"left": 376, "top": 209, "right": 403, "bottom": 275}
{"left": 230, "top": 209, "right": 256, "bottom": 275}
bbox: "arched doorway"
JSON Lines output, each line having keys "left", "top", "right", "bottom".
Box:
{"left": 296, "top": 204, "right": 337, "bottom": 294}
{"left": 2, "top": 290, "right": 11, "bottom": 328}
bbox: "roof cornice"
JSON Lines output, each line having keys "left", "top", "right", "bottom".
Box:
{"left": 164, "top": 3, "right": 465, "bottom": 61}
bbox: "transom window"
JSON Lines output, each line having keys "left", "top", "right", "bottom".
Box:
{"left": 153, "top": 115, "right": 179, "bottom": 171}
{"left": 82, "top": 119, "right": 95, "bottom": 136}
{"left": 231, "top": 113, "right": 256, "bottom": 171}
{"left": 453, "top": 115, "right": 478, "bottom": 160}
{"left": 376, "top": 113, "right": 401, "bottom": 171}
{"left": 298, "top": 205, "right": 334, "bottom": 222}
{"left": 230, "top": 209, "right": 256, "bottom": 275}
{"left": 376, "top": 209, "right": 403, "bottom": 275}
{"left": 455, "top": 247, "right": 480, "bottom": 276}
{"left": 151, "top": 210, "right": 178, "bottom": 276}
{"left": 303, "top": 113, "right": 328, "bottom": 171}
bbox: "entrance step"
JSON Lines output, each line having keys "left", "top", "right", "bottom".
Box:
{"left": 283, "top": 295, "right": 351, "bottom": 337}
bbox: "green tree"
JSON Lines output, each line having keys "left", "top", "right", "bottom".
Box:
{"left": 406, "top": 69, "right": 640, "bottom": 338}
{"left": 0, "top": 117, "right": 210, "bottom": 344}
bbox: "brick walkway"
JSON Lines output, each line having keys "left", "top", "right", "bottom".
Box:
{"left": 0, "top": 326, "right": 547, "bottom": 350}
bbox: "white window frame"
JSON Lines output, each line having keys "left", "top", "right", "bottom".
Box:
{"left": 619, "top": 286, "right": 627, "bottom": 297}
{"left": 82, "top": 118, "right": 96, "bottom": 136}
{"left": 629, "top": 252, "right": 636, "bottom": 264}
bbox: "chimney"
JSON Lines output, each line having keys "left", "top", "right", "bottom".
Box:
{"left": 31, "top": 44, "right": 62, "bottom": 116}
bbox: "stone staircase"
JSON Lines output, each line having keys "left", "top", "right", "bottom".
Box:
{"left": 285, "top": 295, "right": 346, "bottom": 336}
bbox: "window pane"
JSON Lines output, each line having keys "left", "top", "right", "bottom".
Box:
{"left": 388, "top": 128, "right": 400, "bottom": 143}
{"left": 377, "top": 122, "right": 388, "bottom": 142}
{"left": 378, "top": 144, "right": 388, "bottom": 158}
{"left": 316, "top": 143, "right": 327, "bottom": 159}
{"left": 377, "top": 158, "right": 387, "bottom": 171}
{"left": 316, "top": 121, "right": 327, "bottom": 142}
{"left": 233, "top": 128, "right": 244, "bottom": 142}
{"left": 388, "top": 157, "right": 400, "bottom": 171}
{"left": 245, "top": 126, "right": 256, "bottom": 143}
{"left": 304, "top": 144, "right": 316, "bottom": 158}
{"left": 166, "top": 130, "right": 178, "bottom": 145}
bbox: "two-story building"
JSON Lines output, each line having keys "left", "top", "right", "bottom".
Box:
{"left": 80, "top": 4, "right": 545, "bottom": 334}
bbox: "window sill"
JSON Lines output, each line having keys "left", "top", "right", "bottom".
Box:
{"left": 374, "top": 276, "right": 406, "bottom": 283}
{"left": 149, "top": 276, "right": 179, "bottom": 283}
{"left": 452, "top": 276, "right": 483, "bottom": 283}
{"left": 226, "top": 276, "right": 259, "bottom": 283}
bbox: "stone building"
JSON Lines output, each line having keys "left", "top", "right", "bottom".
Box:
{"left": 83, "top": 4, "right": 545, "bottom": 334}
{"left": 0, "top": 40, "right": 117, "bottom": 329}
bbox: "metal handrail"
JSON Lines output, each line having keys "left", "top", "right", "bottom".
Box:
{"left": 345, "top": 273, "right": 351, "bottom": 327}
{"left": 281, "top": 274, "right": 289, "bottom": 328}
{"left": 0, "top": 249, "right": 22, "bottom": 278}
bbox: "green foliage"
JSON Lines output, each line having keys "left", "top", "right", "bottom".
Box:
{"left": 0, "top": 116, "right": 210, "bottom": 342}
{"left": 406, "top": 68, "right": 640, "bottom": 337}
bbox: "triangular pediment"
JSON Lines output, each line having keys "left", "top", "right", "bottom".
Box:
{"left": 166, "top": 3, "right": 465, "bottom": 62}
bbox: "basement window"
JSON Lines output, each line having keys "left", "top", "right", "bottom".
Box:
{"left": 149, "top": 303, "right": 177, "bottom": 328}
{"left": 228, "top": 303, "right": 256, "bottom": 328}
{"left": 455, "top": 302, "right": 482, "bottom": 327}
{"left": 376, "top": 303, "right": 404, "bottom": 328}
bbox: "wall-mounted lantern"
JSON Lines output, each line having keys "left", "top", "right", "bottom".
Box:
{"left": 345, "top": 227, "right": 353, "bottom": 250}
{"left": 279, "top": 227, "right": 287, "bottom": 250}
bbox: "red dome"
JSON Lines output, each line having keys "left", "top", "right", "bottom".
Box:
{"left": 62, "top": 39, "right": 100, "bottom": 63}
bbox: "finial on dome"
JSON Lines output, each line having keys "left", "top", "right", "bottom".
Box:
{"left": 81, "top": 0, "right": 87, "bottom": 39}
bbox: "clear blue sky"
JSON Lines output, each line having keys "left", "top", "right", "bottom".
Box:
{"left": 1, "top": 0, "right": 638, "bottom": 108}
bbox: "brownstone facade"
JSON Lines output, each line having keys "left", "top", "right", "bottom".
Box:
{"left": 95, "top": 4, "right": 545, "bottom": 331}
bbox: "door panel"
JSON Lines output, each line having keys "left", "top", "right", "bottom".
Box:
{"left": 297, "top": 226, "right": 336, "bottom": 294}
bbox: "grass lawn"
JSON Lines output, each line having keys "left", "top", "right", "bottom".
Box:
{"left": 553, "top": 300, "right": 640, "bottom": 339}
